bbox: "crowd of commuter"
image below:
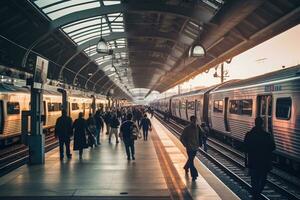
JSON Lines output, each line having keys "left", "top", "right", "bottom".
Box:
{"left": 54, "top": 105, "right": 153, "bottom": 161}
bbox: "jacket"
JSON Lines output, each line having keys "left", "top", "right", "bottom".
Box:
{"left": 244, "top": 127, "right": 276, "bottom": 172}
{"left": 73, "top": 118, "right": 87, "bottom": 150}
{"left": 139, "top": 117, "right": 151, "bottom": 130}
{"left": 55, "top": 115, "right": 73, "bottom": 140}
{"left": 110, "top": 117, "right": 120, "bottom": 128}
{"left": 180, "top": 123, "right": 200, "bottom": 151}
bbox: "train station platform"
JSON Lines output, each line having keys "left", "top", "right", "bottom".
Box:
{"left": 0, "top": 118, "right": 239, "bottom": 200}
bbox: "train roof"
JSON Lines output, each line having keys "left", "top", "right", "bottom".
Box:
{"left": 0, "top": 83, "right": 29, "bottom": 93}
{"left": 212, "top": 65, "right": 300, "bottom": 92}
{"left": 172, "top": 84, "right": 220, "bottom": 99}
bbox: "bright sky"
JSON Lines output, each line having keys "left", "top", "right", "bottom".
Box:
{"left": 162, "top": 24, "right": 300, "bottom": 96}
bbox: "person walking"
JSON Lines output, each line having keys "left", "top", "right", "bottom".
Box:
{"left": 109, "top": 114, "right": 120, "bottom": 143}
{"left": 244, "top": 117, "right": 276, "bottom": 199}
{"left": 55, "top": 110, "right": 73, "bottom": 160}
{"left": 180, "top": 115, "right": 201, "bottom": 181}
{"left": 73, "top": 112, "right": 87, "bottom": 159}
{"left": 120, "top": 113, "right": 138, "bottom": 160}
{"left": 94, "top": 110, "right": 104, "bottom": 145}
{"left": 87, "top": 113, "right": 97, "bottom": 148}
{"left": 139, "top": 114, "right": 152, "bottom": 141}
{"left": 103, "top": 111, "right": 112, "bottom": 135}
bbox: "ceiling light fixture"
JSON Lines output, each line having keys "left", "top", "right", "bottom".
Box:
{"left": 189, "top": 44, "right": 206, "bottom": 57}
{"left": 96, "top": 16, "right": 108, "bottom": 54}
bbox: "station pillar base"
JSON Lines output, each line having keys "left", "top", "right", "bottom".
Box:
{"left": 28, "top": 134, "right": 45, "bottom": 165}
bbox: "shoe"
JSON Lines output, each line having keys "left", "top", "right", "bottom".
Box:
{"left": 60, "top": 156, "right": 64, "bottom": 161}
{"left": 116, "top": 141, "right": 119, "bottom": 143}
{"left": 192, "top": 177, "right": 197, "bottom": 181}
{"left": 183, "top": 167, "right": 189, "bottom": 174}
{"left": 67, "top": 154, "right": 72, "bottom": 159}
{"left": 132, "top": 156, "right": 135, "bottom": 160}
{"left": 127, "top": 157, "right": 131, "bottom": 161}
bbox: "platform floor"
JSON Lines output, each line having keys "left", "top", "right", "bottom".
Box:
{"left": 0, "top": 117, "right": 239, "bottom": 200}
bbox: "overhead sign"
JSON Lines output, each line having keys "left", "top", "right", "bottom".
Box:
{"left": 33, "top": 56, "right": 48, "bottom": 89}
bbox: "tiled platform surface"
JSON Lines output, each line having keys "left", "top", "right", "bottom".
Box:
{"left": 0, "top": 118, "right": 240, "bottom": 200}
{"left": 0, "top": 130, "right": 169, "bottom": 199}
{"left": 152, "top": 117, "right": 240, "bottom": 200}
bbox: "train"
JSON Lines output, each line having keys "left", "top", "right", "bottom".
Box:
{"left": 0, "top": 83, "right": 108, "bottom": 147}
{"left": 151, "top": 65, "right": 300, "bottom": 169}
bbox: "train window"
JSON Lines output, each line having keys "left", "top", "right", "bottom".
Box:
{"left": 7, "top": 102, "right": 20, "bottom": 115}
{"left": 47, "top": 102, "right": 62, "bottom": 112}
{"left": 276, "top": 97, "right": 291, "bottom": 120}
{"left": 229, "top": 100, "right": 239, "bottom": 114}
{"left": 213, "top": 100, "right": 223, "bottom": 113}
{"left": 187, "top": 101, "right": 195, "bottom": 110}
{"left": 72, "top": 103, "right": 79, "bottom": 110}
{"left": 241, "top": 100, "right": 253, "bottom": 116}
{"left": 181, "top": 101, "right": 186, "bottom": 109}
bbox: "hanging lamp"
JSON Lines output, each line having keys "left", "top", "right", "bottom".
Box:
{"left": 96, "top": 16, "right": 108, "bottom": 54}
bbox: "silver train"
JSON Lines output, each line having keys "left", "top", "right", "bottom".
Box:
{"left": 0, "top": 83, "right": 108, "bottom": 147}
{"left": 151, "top": 65, "right": 300, "bottom": 167}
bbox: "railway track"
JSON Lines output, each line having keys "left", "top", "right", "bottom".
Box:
{"left": 0, "top": 133, "right": 58, "bottom": 177}
{"left": 155, "top": 112, "right": 300, "bottom": 200}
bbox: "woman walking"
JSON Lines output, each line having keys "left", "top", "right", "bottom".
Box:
{"left": 73, "top": 112, "right": 87, "bottom": 159}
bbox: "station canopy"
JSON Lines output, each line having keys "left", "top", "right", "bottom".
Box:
{"left": 0, "top": 0, "right": 299, "bottom": 100}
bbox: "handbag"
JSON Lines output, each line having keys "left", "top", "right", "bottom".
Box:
{"left": 130, "top": 124, "right": 139, "bottom": 140}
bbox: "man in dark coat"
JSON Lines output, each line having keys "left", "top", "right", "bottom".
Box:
{"left": 109, "top": 114, "right": 120, "bottom": 143}
{"left": 244, "top": 117, "right": 276, "bottom": 199}
{"left": 73, "top": 112, "right": 87, "bottom": 159}
{"left": 103, "top": 111, "right": 112, "bottom": 135}
{"left": 139, "top": 114, "right": 152, "bottom": 141}
{"left": 120, "top": 113, "right": 138, "bottom": 160}
{"left": 180, "top": 115, "right": 201, "bottom": 181}
{"left": 55, "top": 110, "right": 73, "bottom": 160}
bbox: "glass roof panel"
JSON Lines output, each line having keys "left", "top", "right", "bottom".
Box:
{"left": 34, "top": 0, "right": 63, "bottom": 8}
{"left": 103, "top": 0, "right": 121, "bottom": 6}
{"left": 63, "top": 18, "right": 101, "bottom": 33}
{"left": 43, "top": 0, "right": 99, "bottom": 13}
{"left": 46, "top": 2, "right": 100, "bottom": 20}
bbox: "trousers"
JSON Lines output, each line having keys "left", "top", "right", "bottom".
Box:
{"left": 142, "top": 128, "right": 149, "bottom": 140}
{"left": 124, "top": 140, "right": 135, "bottom": 158}
{"left": 59, "top": 138, "right": 71, "bottom": 158}
{"left": 109, "top": 128, "right": 119, "bottom": 142}
{"left": 250, "top": 169, "right": 268, "bottom": 199}
{"left": 184, "top": 150, "right": 198, "bottom": 178}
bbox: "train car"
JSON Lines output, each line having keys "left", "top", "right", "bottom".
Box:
{"left": 0, "top": 83, "right": 107, "bottom": 147}
{"left": 209, "top": 66, "right": 300, "bottom": 164}
{"left": 152, "top": 65, "right": 300, "bottom": 168}
{"left": 168, "top": 86, "right": 217, "bottom": 125}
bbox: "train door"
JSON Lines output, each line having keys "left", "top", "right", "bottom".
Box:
{"left": 257, "top": 95, "right": 273, "bottom": 133}
{"left": 0, "top": 100, "right": 3, "bottom": 133}
{"left": 178, "top": 100, "right": 181, "bottom": 118}
{"left": 68, "top": 102, "right": 71, "bottom": 116}
{"left": 42, "top": 101, "right": 46, "bottom": 125}
{"left": 224, "top": 97, "right": 230, "bottom": 132}
{"left": 195, "top": 98, "right": 201, "bottom": 124}
{"left": 82, "top": 103, "right": 86, "bottom": 117}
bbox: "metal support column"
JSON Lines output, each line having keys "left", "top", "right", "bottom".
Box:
{"left": 28, "top": 87, "right": 45, "bottom": 164}
{"left": 57, "top": 88, "right": 68, "bottom": 116}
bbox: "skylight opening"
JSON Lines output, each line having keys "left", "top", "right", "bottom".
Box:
{"left": 103, "top": 0, "right": 121, "bottom": 6}
{"left": 46, "top": 2, "right": 100, "bottom": 20}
